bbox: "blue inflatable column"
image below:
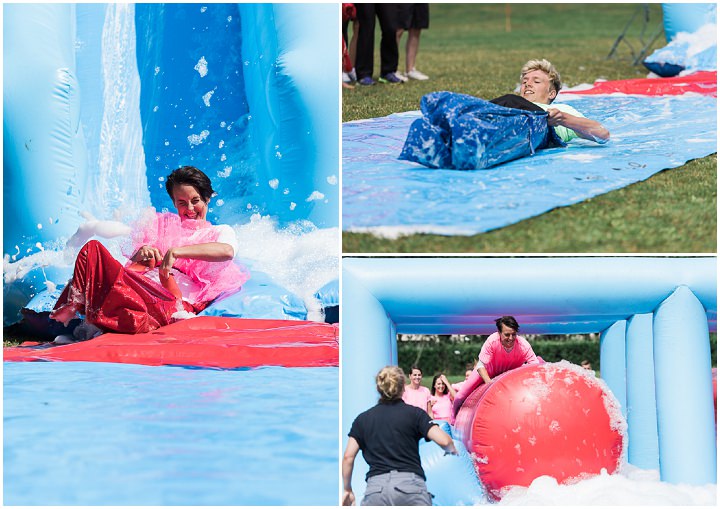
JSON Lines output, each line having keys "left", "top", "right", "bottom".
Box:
{"left": 653, "top": 285, "right": 716, "bottom": 484}
{"left": 661, "top": 3, "right": 716, "bottom": 42}
{"left": 600, "top": 320, "right": 628, "bottom": 420}
{"left": 342, "top": 263, "right": 396, "bottom": 499}
{"left": 3, "top": 4, "right": 87, "bottom": 253}
{"left": 625, "top": 313, "right": 659, "bottom": 470}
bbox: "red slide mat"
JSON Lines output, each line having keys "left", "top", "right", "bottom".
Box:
{"left": 4, "top": 316, "right": 339, "bottom": 369}
{"left": 565, "top": 71, "right": 716, "bottom": 97}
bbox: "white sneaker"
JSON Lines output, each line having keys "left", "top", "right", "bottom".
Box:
{"left": 394, "top": 72, "right": 409, "bottom": 83}
{"left": 407, "top": 68, "right": 429, "bottom": 81}
{"left": 348, "top": 68, "right": 357, "bottom": 82}
{"left": 342, "top": 72, "right": 352, "bottom": 83}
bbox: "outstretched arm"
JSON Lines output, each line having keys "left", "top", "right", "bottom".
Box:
{"left": 547, "top": 108, "right": 610, "bottom": 143}
{"left": 427, "top": 425, "right": 459, "bottom": 455}
{"left": 342, "top": 437, "right": 360, "bottom": 506}
{"left": 160, "top": 242, "right": 234, "bottom": 276}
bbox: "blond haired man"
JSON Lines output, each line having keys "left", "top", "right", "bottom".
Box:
{"left": 518, "top": 59, "right": 609, "bottom": 143}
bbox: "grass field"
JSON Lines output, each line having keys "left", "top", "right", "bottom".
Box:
{"left": 342, "top": 3, "right": 717, "bottom": 253}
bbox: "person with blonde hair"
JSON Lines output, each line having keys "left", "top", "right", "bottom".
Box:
{"left": 401, "top": 58, "right": 609, "bottom": 170}
{"left": 492, "top": 58, "right": 610, "bottom": 144}
{"left": 342, "top": 365, "right": 458, "bottom": 506}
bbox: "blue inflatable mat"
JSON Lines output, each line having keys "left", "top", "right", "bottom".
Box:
{"left": 4, "top": 362, "right": 338, "bottom": 505}
{"left": 342, "top": 94, "right": 717, "bottom": 236}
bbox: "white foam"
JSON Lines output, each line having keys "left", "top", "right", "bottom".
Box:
{"left": 202, "top": 89, "right": 214, "bottom": 107}
{"left": 233, "top": 214, "right": 338, "bottom": 320}
{"left": 187, "top": 130, "right": 210, "bottom": 146}
{"left": 305, "top": 191, "right": 324, "bottom": 202}
{"left": 498, "top": 464, "right": 716, "bottom": 505}
{"left": 194, "top": 56, "right": 208, "bottom": 77}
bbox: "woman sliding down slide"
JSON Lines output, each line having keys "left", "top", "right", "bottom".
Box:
{"left": 50, "top": 166, "right": 249, "bottom": 338}
{"left": 400, "top": 59, "right": 609, "bottom": 170}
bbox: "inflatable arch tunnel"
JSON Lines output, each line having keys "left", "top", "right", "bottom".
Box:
{"left": 3, "top": 3, "right": 338, "bottom": 323}
{"left": 342, "top": 257, "right": 716, "bottom": 501}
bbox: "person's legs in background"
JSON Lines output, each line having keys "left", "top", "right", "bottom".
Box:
{"left": 354, "top": 3, "right": 377, "bottom": 85}
{"left": 405, "top": 4, "right": 430, "bottom": 80}
{"left": 376, "top": 3, "right": 402, "bottom": 84}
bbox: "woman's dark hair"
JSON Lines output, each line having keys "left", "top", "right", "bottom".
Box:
{"left": 409, "top": 365, "right": 422, "bottom": 375}
{"left": 495, "top": 315, "right": 520, "bottom": 332}
{"left": 430, "top": 374, "right": 448, "bottom": 396}
{"left": 165, "top": 165, "right": 215, "bottom": 202}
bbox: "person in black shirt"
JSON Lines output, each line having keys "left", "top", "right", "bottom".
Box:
{"left": 342, "top": 365, "right": 458, "bottom": 506}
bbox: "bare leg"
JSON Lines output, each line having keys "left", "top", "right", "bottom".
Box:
{"left": 406, "top": 28, "right": 421, "bottom": 72}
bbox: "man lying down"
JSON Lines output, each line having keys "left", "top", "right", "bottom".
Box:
{"left": 400, "top": 59, "right": 610, "bottom": 170}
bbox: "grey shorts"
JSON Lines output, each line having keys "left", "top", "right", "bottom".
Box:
{"left": 361, "top": 471, "right": 432, "bottom": 506}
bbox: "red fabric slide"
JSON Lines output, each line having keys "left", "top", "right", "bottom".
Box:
{"left": 4, "top": 316, "right": 339, "bottom": 369}
{"left": 565, "top": 71, "right": 716, "bottom": 97}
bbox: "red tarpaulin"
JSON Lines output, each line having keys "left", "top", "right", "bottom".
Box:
{"left": 565, "top": 71, "right": 716, "bottom": 97}
{"left": 4, "top": 316, "right": 339, "bottom": 369}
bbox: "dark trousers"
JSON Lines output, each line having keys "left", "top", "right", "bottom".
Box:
{"left": 355, "top": 4, "right": 399, "bottom": 79}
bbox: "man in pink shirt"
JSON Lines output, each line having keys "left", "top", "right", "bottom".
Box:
{"left": 402, "top": 366, "right": 432, "bottom": 416}
{"left": 453, "top": 316, "right": 539, "bottom": 415}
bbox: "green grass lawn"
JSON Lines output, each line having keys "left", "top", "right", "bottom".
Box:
{"left": 342, "top": 3, "right": 717, "bottom": 253}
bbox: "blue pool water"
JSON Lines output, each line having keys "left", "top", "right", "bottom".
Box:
{"left": 4, "top": 362, "right": 338, "bottom": 505}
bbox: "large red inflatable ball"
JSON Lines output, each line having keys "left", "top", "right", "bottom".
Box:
{"left": 454, "top": 362, "right": 626, "bottom": 500}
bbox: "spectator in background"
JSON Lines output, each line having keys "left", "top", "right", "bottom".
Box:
{"left": 342, "top": 3, "right": 358, "bottom": 86}
{"left": 451, "top": 363, "right": 474, "bottom": 393}
{"left": 429, "top": 373, "right": 456, "bottom": 423}
{"left": 355, "top": 4, "right": 403, "bottom": 85}
{"left": 396, "top": 4, "right": 430, "bottom": 81}
{"left": 581, "top": 360, "right": 593, "bottom": 371}
{"left": 402, "top": 365, "right": 432, "bottom": 416}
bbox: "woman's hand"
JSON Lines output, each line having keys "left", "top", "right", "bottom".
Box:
{"left": 160, "top": 247, "right": 178, "bottom": 278}
{"left": 132, "top": 245, "right": 163, "bottom": 268}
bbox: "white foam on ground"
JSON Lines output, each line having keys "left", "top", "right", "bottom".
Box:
{"left": 498, "top": 465, "right": 716, "bottom": 505}
{"left": 233, "top": 214, "right": 338, "bottom": 321}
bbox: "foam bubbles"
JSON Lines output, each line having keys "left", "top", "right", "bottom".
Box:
{"left": 268, "top": 179, "right": 279, "bottom": 190}
{"left": 187, "top": 130, "right": 210, "bottom": 146}
{"left": 194, "top": 56, "right": 208, "bottom": 77}
{"left": 202, "top": 89, "right": 215, "bottom": 107}
{"left": 233, "top": 215, "right": 338, "bottom": 321}
{"left": 326, "top": 175, "right": 338, "bottom": 185}
{"left": 305, "top": 191, "right": 324, "bottom": 202}
{"left": 498, "top": 464, "right": 717, "bottom": 505}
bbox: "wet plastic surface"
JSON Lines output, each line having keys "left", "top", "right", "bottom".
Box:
{"left": 4, "top": 361, "right": 338, "bottom": 505}
{"left": 343, "top": 90, "right": 716, "bottom": 236}
{"left": 4, "top": 316, "right": 339, "bottom": 369}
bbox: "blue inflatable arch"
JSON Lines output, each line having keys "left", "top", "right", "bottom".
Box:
{"left": 342, "top": 257, "right": 716, "bottom": 496}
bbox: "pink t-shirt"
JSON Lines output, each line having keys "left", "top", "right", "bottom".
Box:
{"left": 478, "top": 332, "right": 538, "bottom": 378}
{"left": 429, "top": 393, "right": 453, "bottom": 421}
{"left": 451, "top": 380, "right": 466, "bottom": 393}
{"left": 402, "top": 385, "right": 431, "bottom": 412}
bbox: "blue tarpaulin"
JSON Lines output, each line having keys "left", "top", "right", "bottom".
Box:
{"left": 400, "top": 91, "right": 564, "bottom": 170}
{"left": 342, "top": 94, "right": 717, "bottom": 236}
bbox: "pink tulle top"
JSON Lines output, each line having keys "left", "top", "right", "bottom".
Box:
{"left": 125, "top": 212, "right": 249, "bottom": 306}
